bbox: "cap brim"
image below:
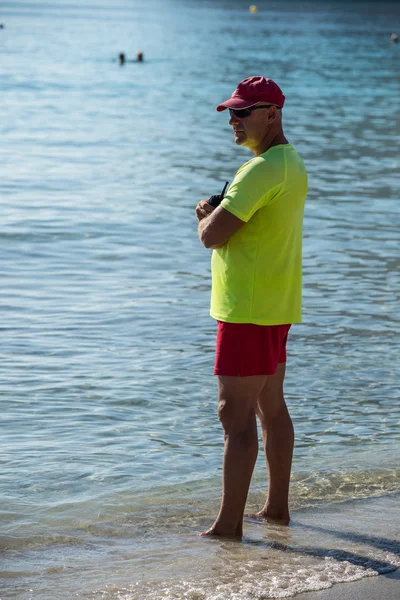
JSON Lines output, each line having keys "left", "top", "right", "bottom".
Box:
{"left": 216, "top": 98, "right": 259, "bottom": 112}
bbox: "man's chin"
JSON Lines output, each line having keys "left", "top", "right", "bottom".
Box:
{"left": 234, "top": 135, "right": 247, "bottom": 146}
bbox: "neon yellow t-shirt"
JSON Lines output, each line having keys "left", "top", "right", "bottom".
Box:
{"left": 210, "top": 143, "right": 307, "bottom": 325}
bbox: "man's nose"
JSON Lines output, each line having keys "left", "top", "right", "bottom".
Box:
{"left": 229, "top": 113, "right": 240, "bottom": 126}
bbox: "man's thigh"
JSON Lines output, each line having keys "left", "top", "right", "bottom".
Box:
{"left": 218, "top": 375, "right": 267, "bottom": 420}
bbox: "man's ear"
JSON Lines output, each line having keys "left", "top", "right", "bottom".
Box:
{"left": 268, "top": 107, "right": 277, "bottom": 122}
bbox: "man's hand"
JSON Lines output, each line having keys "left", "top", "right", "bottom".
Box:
{"left": 196, "top": 199, "right": 215, "bottom": 222}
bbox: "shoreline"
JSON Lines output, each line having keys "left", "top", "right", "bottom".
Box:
{"left": 2, "top": 492, "right": 399, "bottom": 599}
{"left": 296, "top": 569, "right": 400, "bottom": 600}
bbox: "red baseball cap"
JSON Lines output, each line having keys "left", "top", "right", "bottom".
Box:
{"left": 216, "top": 76, "right": 285, "bottom": 111}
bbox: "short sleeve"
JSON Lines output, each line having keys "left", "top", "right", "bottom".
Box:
{"left": 220, "top": 156, "right": 284, "bottom": 223}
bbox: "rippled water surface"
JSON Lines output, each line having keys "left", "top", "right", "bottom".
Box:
{"left": 1, "top": 1, "right": 399, "bottom": 598}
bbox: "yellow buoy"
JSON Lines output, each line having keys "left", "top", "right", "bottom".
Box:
{"left": 249, "top": 5, "right": 258, "bottom": 13}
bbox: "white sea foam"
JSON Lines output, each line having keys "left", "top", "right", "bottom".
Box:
{"left": 82, "top": 494, "right": 400, "bottom": 600}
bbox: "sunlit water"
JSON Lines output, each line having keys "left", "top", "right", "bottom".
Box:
{"left": 1, "top": 1, "right": 399, "bottom": 598}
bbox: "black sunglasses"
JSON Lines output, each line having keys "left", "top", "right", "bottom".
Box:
{"left": 228, "top": 104, "right": 281, "bottom": 119}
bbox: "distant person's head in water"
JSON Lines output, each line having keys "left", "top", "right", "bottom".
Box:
{"left": 118, "top": 52, "right": 143, "bottom": 65}
{"left": 390, "top": 32, "right": 398, "bottom": 43}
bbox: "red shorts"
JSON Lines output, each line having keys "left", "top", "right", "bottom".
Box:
{"left": 214, "top": 321, "right": 291, "bottom": 377}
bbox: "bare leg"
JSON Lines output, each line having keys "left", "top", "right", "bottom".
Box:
{"left": 255, "top": 362, "right": 294, "bottom": 525}
{"left": 201, "top": 375, "right": 267, "bottom": 539}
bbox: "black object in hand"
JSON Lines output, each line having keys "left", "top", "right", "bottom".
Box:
{"left": 208, "top": 181, "right": 229, "bottom": 208}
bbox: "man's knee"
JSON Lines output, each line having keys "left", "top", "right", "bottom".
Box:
{"left": 257, "top": 391, "right": 288, "bottom": 423}
{"left": 217, "top": 398, "right": 255, "bottom": 441}
{"left": 218, "top": 398, "right": 245, "bottom": 431}
{"left": 217, "top": 398, "right": 234, "bottom": 430}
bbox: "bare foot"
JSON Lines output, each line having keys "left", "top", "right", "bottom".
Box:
{"left": 246, "top": 510, "right": 290, "bottom": 526}
{"left": 200, "top": 526, "right": 242, "bottom": 539}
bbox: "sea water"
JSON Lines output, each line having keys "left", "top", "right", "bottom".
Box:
{"left": 1, "top": 1, "right": 399, "bottom": 598}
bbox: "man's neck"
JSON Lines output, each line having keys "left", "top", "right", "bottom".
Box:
{"left": 253, "top": 131, "right": 288, "bottom": 157}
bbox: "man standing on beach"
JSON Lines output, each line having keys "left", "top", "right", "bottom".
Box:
{"left": 195, "top": 76, "right": 307, "bottom": 538}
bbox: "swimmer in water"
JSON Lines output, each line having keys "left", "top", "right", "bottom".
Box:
{"left": 118, "top": 52, "right": 144, "bottom": 65}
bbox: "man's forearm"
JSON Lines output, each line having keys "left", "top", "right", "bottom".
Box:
{"left": 196, "top": 202, "right": 244, "bottom": 249}
{"left": 198, "top": 213, "right": 209, "bottom": 241}
{"left": 198, "top": 214, "right": 224, "bottom": 249}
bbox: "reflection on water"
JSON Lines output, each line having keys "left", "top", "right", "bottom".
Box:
{"left": 1, "top": 0, "right": 400, "bottom": 598}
